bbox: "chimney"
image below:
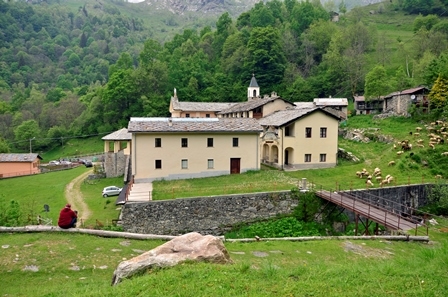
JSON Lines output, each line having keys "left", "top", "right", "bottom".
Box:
{"left": 168, "top": 118, "right": 172, "bottom": 127}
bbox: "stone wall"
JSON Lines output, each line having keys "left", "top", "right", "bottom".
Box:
{"left": 343, "top": 184, "right": 429, "bottom": 216}
{"left": 104, "top": 151, "right": 128, "bottom": 178}
{"left": 122, "top": 191, "right": 298, "bottom": 235}
{"left": 121, "top": 185, "right": 432, "bottom": 236}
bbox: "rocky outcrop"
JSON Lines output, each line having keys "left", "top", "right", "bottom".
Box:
{"left": 111, "top": 232, "right": 232, "bottom": 285}
{"left": 340, "top": 128, "right": 395, "bottom": 144}
{"left": 338, "top": 148, "right": 360, "bottom": 162}
{"left": 144, "top": 0, "right": 259, "bottom": 16}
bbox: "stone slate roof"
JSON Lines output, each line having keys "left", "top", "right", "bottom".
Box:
{"left": 0, "top": 153, "right": 42, "bottom": 162}
{"left": 171, "top": 97, "right": 237, "bottom": 112}
{"left": 314, "top": 98, "right": 348, "bottom": 106}
{"left": 128, "top": 117, "right": 263, "bottom": 133}
{"left": 102, "top": 128, "right": 132, "bottom": 141}
{"left": 294, "top": 102, "right": 315, "bottom": 109}
{"left": 258, "top": 107, "right": 340, "bottom": 127}
{"left": 294, "top": 102, "right": 345, "bottom": 119}
{"left": 384, "top": 86, "right": 429, "bottom": 98}
{"left": 218, "top": 96, "right": 293, "bottom": 114}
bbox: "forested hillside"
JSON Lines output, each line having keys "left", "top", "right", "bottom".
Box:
{"left": 1, "top": 0, "right": 448, "bottom": 155}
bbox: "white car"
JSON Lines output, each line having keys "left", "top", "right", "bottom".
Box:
{"left": 102, "top": 186, "right": 122, "bottom": 198}
{"left": 49, "top": 160, "right": 60, "bottom": 165}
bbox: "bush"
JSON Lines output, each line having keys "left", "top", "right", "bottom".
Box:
{"left": 225, "top": 217, "right": 326, "bottom": 239}
{"left": 0, "top": 200, "right": 23, "bottom": 227}
{"left": 425, "top": 183, "right": 448, "bottom": 215}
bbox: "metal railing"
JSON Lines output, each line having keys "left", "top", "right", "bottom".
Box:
{"left": 315, "top": 185, "right": 429, "bottom": 236}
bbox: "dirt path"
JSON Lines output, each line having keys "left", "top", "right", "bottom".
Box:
{"left": 64, "top": 169, "right": 93, "bottom": 223}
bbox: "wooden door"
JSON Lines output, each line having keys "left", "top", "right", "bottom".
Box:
{"left": 230, "top": 158, "right": 240, "bottom": 174}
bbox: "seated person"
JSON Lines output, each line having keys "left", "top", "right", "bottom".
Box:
{"left": 58, "top": 203, "right": 78, "bottom": 229}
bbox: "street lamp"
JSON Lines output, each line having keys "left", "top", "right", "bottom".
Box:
{"left": 29, "top": 137, "right": 35, "bottom": 153}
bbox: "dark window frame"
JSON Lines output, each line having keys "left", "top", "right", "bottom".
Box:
{"left": 320, "top": 127, "right": 327, "bottom": 138}
{"left": 320, "top": 154, "right": 326, "bottom": 162}
{"left": 207, "top": 138, "right": 213, "bottom": 147}
{"left": 305, "top": 154, "right": 311, "bottom": 162}
{"left": 305, "top": 127, "right": 312, "bottom": 138}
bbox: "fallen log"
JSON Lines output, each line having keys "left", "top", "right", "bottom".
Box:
{"left": 226, "top": 235, "right": 430, "bottom": 242}
{"left": 0, "top": 225, "right": 177, "bottom": 240}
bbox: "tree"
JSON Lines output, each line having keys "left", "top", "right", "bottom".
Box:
{"left": 364, "top": 65, "right": 391, "bottom": 99}
{"left": 213, "top": 12, "right": 234, "bottom": 59}
{"left": 402, "top": 0, "right": 435, "bottom": 15}
{"left": 429, "top": 74, "right": 448, "bottom": 109}
{"left": 102, "top": 68, "right": 141, "bottom": 128}
{"left": 250, "top": 2, "right": 275, "bottom": 28}
{"left": 0, "top": 137, "right": 10, "bottom": 153}
{"left": 338, "top": 0, "right": 347, "bottom": 14}
{"left": 290, "top": 0, "right": 329, "bottom": 36}
{"left": 244, "top": 26, "right": 286, "bottom": 92}
{"left": 413, "top": 14, "right": 439, "bottom": 32}
{"left": 13, "top": 119, "right": 41, "bottom": 151}
{"left": 300, "top": 20, "right": 337, "bottom": 76}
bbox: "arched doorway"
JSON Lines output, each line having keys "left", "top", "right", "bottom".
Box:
{"left": 272, "top": 145, "right": 279, "bottom": 164}
{"left": 284, "top": 147, "right": 294, "bottom": 165}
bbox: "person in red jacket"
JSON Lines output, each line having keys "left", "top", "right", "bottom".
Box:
{"left": 58, "top": 203, "right": 78, "bottom": 229}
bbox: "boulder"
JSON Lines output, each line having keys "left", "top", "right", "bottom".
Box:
{"left": 111, "top": 232, "right": 232, "bottom": 285}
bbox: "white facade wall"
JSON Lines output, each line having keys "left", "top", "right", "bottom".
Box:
{"left": 132, "top": 132, "right": 260, "bottom": 182}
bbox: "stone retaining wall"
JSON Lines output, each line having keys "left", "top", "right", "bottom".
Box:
{"left": 344, "top": 184, "right": 429, "bottom": 215}
{"left": 121, "top": 184, "right": 433, "bottom": 236}
{"left": 122, "top": 191, "right": 298, "bottom": 235}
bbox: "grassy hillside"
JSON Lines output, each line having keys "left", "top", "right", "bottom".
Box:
{"left": 39, "top": 136, "right": 104, "bottom": 163}
{"left": 44, "top": 0, "right": 240, "bottom": 43}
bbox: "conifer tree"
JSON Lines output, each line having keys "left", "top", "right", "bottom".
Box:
{"left": 429, "top": 74, "right": 448, "bottom": 109}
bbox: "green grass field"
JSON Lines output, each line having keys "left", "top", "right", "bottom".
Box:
{"left": 0, "top": 225, "right": 447, "bottom": 296}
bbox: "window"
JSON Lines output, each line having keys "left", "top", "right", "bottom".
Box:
{"left": 155, "top": 160, "right": 162, "bottom": 169}
{"left": 181, "top": 159, "right": 188, "bottom": 169}
{"left": 304, "top": 154, "right": 311, "bottom": 162}
{"left": 305, "top": 127, "right": 312, "bottom": 138}
{"left": 320, "top": 154, "right": 326, "bottom": 162}
{"left": 207, "top": 138, "right": 213, "bottom": 147}
{"left": 232, "top": 137, "right": 239, "bottom": 147}
{"left": 320, "top": 128, "right": 327, "bottom": 138}
{"left": 185, "top": 113, "right": 190, "bottom": 118}
{"left": 181, "top": 138, "right": 188, "bottom": 147}
{"left": 207, "top": 159, "right": 214, "bottom": 169}
{"left": 285, "top": 125, "right": 294, "bottom": 137}
{"left": 206, "top": 114, "right": 210, "bottom": 118}
{"left": 155, "top": 138, "right": 161, "bottom": 147}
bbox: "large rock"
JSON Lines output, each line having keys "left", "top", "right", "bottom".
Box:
{"left": 111, "top": 232, "right": 232, "bottom": 285}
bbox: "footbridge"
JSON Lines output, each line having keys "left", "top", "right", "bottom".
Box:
{"left": 315, "top": 189, "right": 427, "bottom": 235}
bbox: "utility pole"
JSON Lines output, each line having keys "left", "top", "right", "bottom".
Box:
{"left": 29, "top": 137, "right": 35, "bottom": 153}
